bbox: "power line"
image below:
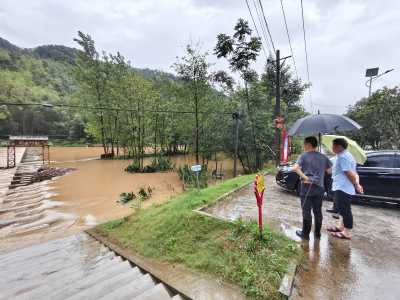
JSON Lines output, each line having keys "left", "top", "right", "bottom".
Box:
{"left": 252, "top": 0, "right": 273, "bottom": 56}
{"left": 300, "top": 0, "right": 313, "bottom": 114}
{"left": 245, "top": 0, "right": 269, "bottom": 59}
{"left": 279, "top": 0, "right": 305, "bottom": 109}
{"left": 258, "top": 0, "right": 276, "bottom": 53}
{"left": 279, "top": 0, "right": 298, "bottom": 78}
{"left": 302, "top": 101, "right": 349, "bottom": 108}
{"left": 0, "top": 102, "right": 234, "bottom": 115}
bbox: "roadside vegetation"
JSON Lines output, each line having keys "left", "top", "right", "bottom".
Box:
{"left": 98, "top": 174, "right": 301, "bottom": 299}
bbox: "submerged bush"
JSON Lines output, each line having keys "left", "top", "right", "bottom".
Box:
{"left": 125, "top": 157, "right": 172, "bottom": 173}
{"left": 118, "top": 192, "right": 136, "bottom": 203}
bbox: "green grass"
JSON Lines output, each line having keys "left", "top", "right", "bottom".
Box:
{"left": 263, "top": 165, "right": 277, "bottom": 173}
{"left": 97, "top": 174, "right": 301, "bottom": 299}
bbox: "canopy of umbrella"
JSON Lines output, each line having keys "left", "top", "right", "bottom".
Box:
{"left": 321, "top": 135, "right": 367, "bottom": 165}
{"left": 287, "top": 114, "right": 362, "bottom": 136}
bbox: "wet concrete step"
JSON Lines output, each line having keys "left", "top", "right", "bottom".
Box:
{"left": 40, "top": 260, "right": 134, "bottom": 300}
{"left": 0, "top": 233, "right": 179, "bottom": 300}
{"left": 0, "top": 213, "right": 42, "bottom": 229}
{"left": 0, "top": 251, "right": 117, "bottom": 300}
{"left": 98, "top": 273, "right": 156, "bottom": 300}
{"left": 3, "top": 192, "right": 46, "bottom": 203}
{"left": 7, "top": 256, "right": 124, "bottom": 300}
{"left": 0, "top": 234, "right": 92, "bottom": 263}
{"left": 0, "top": 240, "right": 102, "bottom": 274}
{"left": 6, "top": 185, "right": 43, "bottom": 195}
{"left": 0, "top": 203, "right": 40, "bottom": 214}
{"left": 0, "top": 239, "right": 100, "bottom": 272}
{"left": 132, "top": 283, "right": 173, "bottom": 300}
{"left": 65, "top": 266, "right": 144, "bottom": 300}
{"left": 0, "top": 248, "right": 115, "bottom": 288}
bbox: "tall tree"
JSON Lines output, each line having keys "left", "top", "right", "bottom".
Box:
{"left": 70, "top": 31, "right": 129, "bottom": 156}
{"left": 172, "top": 41, "right": 217, "bottom": 163}
{"left": 214, "top": 18, "right": 263, "bottom": 169}
{"left": 346, "top": 86, "right": 400, "bottom": 149}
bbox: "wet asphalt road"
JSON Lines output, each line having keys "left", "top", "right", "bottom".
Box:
{"left": 206, "top": 174, "right": 400, "bottom": 300}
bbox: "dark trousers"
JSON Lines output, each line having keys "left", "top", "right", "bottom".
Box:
{"left": 300, "top": 183, "right": 325, "bottom": 220}
{"left": 333, "top": 196, "right": 338, "bottom": 212}
{"left": 335, "top": 190, "right": 353, "bottom": 229}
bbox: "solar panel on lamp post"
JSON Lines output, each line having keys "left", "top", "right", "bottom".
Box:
{"left": 365, "top": 68, "right": 394, "bottom": 98}
{"left": 365, "top": 68, "right": 379, "bottom": 98}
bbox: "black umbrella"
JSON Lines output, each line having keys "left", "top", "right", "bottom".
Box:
{"left": 287, "top": 113, "right": 362, "bottom": 136}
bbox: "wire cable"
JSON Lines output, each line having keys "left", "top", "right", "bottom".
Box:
{"left": 252, "top": 0, "right": 273, "bottom": 56}
{"left": 279, "top": 0, "right": 305, "bottom": 109}
{"left": 300, "top": 0, "right": 313, "bottom": 114}
{"left": 245, "top": 0, "right": 269, "bottom": 59}
{"left": 258, "top": 0, "right": 276, "bottom": 53}
{"left": 302, "top": 100, "right": 348, "bottom": 108}
{"left": 280, "top": 0, "right": 298, "bottom": 78}
{"left": 0, "top": 102, "right": 234, "bottom": 115}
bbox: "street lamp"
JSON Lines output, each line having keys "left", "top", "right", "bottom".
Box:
{"left": 365, "top": 68, "right": 394, "bottom": 98}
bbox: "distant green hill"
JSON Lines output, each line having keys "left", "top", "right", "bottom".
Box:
{"left": 30, "top": 45, "right": 83, "bottom": 66}
{"left": 130, "top": 67, "right": 177, "bottom": 81}
{"left": 0, "top": 37, "right": 177, "bottom": 79}
{"left": 0, "top": 36, "right": 179, "bottom": 141}
{"left": 0, "top": 37, "right": 20, "bottom": 53}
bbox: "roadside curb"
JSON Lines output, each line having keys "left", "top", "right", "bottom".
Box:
{"left": 278, "top": 258, "right": 298, "bottom": 299}
{"left": 192, "top": 171, "right": 298, "bottom": 299}
{"left": 192, "top": 172, "right": 268, "bottom": 217}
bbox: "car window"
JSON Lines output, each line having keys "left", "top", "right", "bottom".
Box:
{"left": 395, "top": 156, "right": 400, "bottom": 168}
{"left": 363, "top": 155, "right": 393, "bottom": 168}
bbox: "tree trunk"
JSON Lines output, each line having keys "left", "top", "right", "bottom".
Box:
{"left": 154, "top": 114, "right": 158, "bottom": 156}
{"left": 195, "top": 90, "right": 199, "bottom": 163}
{"left": 244, "top": 82, "right": 259, "bottom": 169}
{"left": 100, "top": 111, "right": 108, "bottom": 156}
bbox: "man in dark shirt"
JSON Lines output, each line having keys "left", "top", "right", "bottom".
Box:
{"left": 293, "top": 137, "right": 332, "bottom": 240}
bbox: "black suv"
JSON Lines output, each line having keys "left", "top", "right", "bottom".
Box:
{"left": 276, "top": 150, "right": 400, "bottom": 203}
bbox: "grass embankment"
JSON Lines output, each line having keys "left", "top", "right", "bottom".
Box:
{"left": 97, "top": 174, "right": 301, "bottom": 299}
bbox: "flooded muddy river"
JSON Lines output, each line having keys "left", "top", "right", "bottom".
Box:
{"left": 0, "top": 147, "right": 235, "bottom": 254}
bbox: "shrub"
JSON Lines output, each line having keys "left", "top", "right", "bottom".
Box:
{"left": 125, "top": 157, "right": 172, "bottom": 174}
{"left": 173, "top": 164, "right": 207, "bottom": 188}
{"left": 118, "top": 192, "right": 136, "bottom": 203}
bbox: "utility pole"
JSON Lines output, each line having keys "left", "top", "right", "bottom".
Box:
{"left": 368, "top": 75, "right": 373, "bottom": 98}
{"left": 275, "top": 50, "right": 281, "bottom": 167}
{"left": 233, "top": 112, "right": 241, "bottom": 178}
{"left": 269, "top": 50, "right": 291, "bottom": 166}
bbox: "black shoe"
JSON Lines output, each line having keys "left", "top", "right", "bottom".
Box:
{"left": 296, "top": 230, "right": 310, "bottom": 240}
{"left": 332, "top": 213, "right": 340, "bottom": 219}
{"left": 296, "top": 219, "right": 312, "bottom": 240}
{"left": 326, "top": 208, "right": 338, "bottom": 213}
{"left": 314, "top": 217, "right": 322, "bottom": 239}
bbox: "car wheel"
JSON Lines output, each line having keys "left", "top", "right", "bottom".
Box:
{"left": 296, "top": 180, "right": 301, "bottom": 196}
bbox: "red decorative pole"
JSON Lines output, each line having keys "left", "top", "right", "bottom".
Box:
{"left": 282, "top": 129, "right": 290, "bottom": 163}
{"left": 254, "top": 173, "right": 265, "bottom": 234}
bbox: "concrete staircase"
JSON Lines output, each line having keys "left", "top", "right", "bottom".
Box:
{"left": 0, "top": 233, "right": 183, "bottom": 300}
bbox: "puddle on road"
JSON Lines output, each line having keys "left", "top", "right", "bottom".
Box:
{"left": 0, "top": 147, "right": 235, "bottom": 254}
{"left": 206, "top": 174, "right": 400, "bottom": 299}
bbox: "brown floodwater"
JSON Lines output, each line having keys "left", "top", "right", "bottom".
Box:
{"left": 0, "top": 147, "right": 235, "bottom": 254}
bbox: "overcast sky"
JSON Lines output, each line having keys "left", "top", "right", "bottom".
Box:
{"left": 1, "top": 0, "right": 399, "bottom": 114}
